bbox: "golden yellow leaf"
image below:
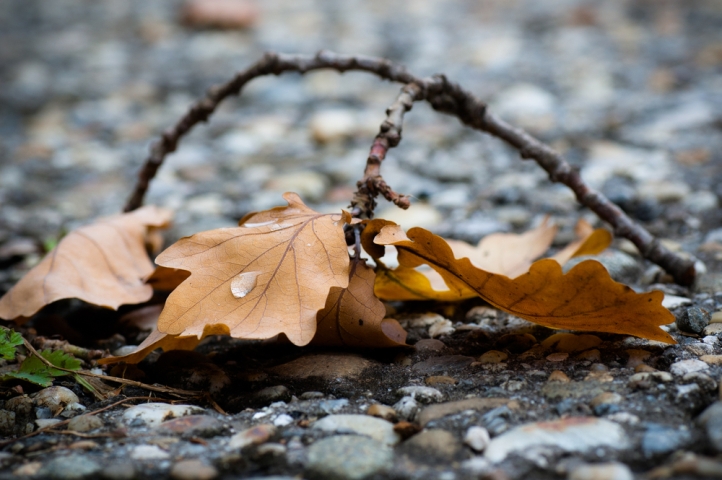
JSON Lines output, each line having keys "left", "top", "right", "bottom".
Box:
{"left": 155, "top": 192, "right": 351, "bottom": 346}
{"left": 374, "top": 225, "right": 675, "bottom": 343}
{"left": 372, "top": 218, "right": 612, "bottom": 302}
{"left": 312, "top": 256, "right": 407, "bottom": 347}
{"left": 0, "top": 206, "right": 172, "bottom": 321}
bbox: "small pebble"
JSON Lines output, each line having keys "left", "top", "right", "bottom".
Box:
{"left": 67, "top": 415, "right": 103, "bottom": 433}
{"left": 306, "top": 435, "right": 393, "bottom": 480}
{"left": 37, "top": 454, "right": 101, "bottom": 479}
{"left": 228, "top": 424, "right": 275, "bottom": 450}
{"left": 393, "top": 396, "right": 420, "bottom": 422}
{"left": 569, "top": 462, "right": 634, "bottom": 480}
{"left": 367, "top": 404, "right": 397, "bottom": 422}
{"left": 701, "top": 355, "right": 722, "bottom": 365}
{"left": 122, "top": 403, "right": 203, "bottom": 428}
{"left": 464, "top": 426, "right": 491, "bottom": 452}
{"left": 414, "top": 339, "right": 446, "bottom": 352}
{"left": 576, "top": 349, "right": 601, "bottom": 362}
{"left": 396, "top": 386, "right": 444, "bottom": 404}
{"left": 170, "top": 460, "right": 218, "bottom": 480}
{"left": 33, "top": 387, "right": 79, "bottom": 416}
{"left": 546, "top": 353, "right": 569, "bottom": 362}
{"left": 676, "top": 306, "right": 711, "bottom": 334}
{"left": 312, "top": 414, "right": 400, "bottom": 446}
{"left": 548, "top": 370, "right": 571, "bottom": 383}
{"left": 130, "top": 445, "right": 170, "bottom": 460}
{"left": 670, "top": 359, "right": 709, "bottom": 376}
{"left": 478, "top": 350, "right": 508, "bottom": 364}
{"left": 626, "top": 349, "right": 651, "bottom": 368}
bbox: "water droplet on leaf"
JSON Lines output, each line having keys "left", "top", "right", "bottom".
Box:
{"left": 231, "top": 272, "right": 259, "bottom": 298}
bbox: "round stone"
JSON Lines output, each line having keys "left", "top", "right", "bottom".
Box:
{"left": 676, "top": 306, "right": 710, "bottom": 334}
{"left": 306, "top": 435, "right": 393, "bottom": 480}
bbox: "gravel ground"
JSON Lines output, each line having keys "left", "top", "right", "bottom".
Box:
{"left": 2, "top": 0, "right": 722, "bottom": 479}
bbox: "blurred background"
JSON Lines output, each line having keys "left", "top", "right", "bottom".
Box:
{"left": 1, "top": 0, "right": 721, "bottom": 287}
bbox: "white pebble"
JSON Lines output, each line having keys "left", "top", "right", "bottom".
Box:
{"left": 464, "top": 426, "right": 491, "bottom": 452}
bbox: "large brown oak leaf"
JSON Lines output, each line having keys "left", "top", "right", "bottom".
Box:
{"left": 374, "top": 224, "right": 674, "bottom": 344}
{"left": 0, "top": 206, "right": 172, "bottom": 321}
{"left": 155, "top": 192, "right": 351, "bottom": 346}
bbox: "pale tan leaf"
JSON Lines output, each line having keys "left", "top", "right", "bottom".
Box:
{"left": 0, "top": 206, "right": 173, "bottom": 321}
{"left": 446, "top": 216, "right": 557, "bottom": 277}
{"left": 155, "top": 192, "right": 350, "bottom": 346}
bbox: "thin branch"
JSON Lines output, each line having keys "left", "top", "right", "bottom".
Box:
{"left": 124, "top": 50, "right": 695, "bottom": 285}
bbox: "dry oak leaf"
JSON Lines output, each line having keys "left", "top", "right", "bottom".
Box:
{"left": 372, "top": 218, "right": 611, "bottom": 302}
{"left": 373, "top": 224, "right": 675, "bottom": 344}
{"left": 154, "top": 192, "right": 351, "bottom": 346}
{"left": 0, "top": 206, "right": 172, "bottom": 321}
{"left": 312, "top": 255, "right": 407, "bottom": 347}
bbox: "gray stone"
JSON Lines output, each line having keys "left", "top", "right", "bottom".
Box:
{"left": 697, "top": 401, "right": 722, "bottom": 452}
{"left": 484, "top": 417, "right": 629, "bottom": 463}
{"left": 33, "top": 387, "right": 80, "bottom": 416}
{"left": 157, "top": 414, "right": 226, "bottom": 438}
{"left": 418, "top": 398, "right": 509, "bottom": 427}
{"left": 393, "top": 396, "right": 420, "bottom": 422}
{"left": 254, "top": 385, "right": 291, "bottom": 405}
{"left": 130, "top": 444, "right": 170, "bottom": 460}
{"left": 312, "top": 414, "right": 400, "bottom": 446}
{"left": 670, "top": 359, "right": 709, "bottom": 376}
{"left": 306, "top": 435, "right": 393, "bottom": 480}
{"left": 400, "top": 429, "right": 466, "bottom": 463}
{"left": 676, "top": 306, "right": 711, "bottom": 334}
{"left": 642, "top": 423, "right": 692, "bottom": 457}
{"left": 396, "top": 386, "right": 444, "bottom": 404}
{"left": 101, "top": 462, "right": 136, "bottom": 480}
{"left": 38, "top": 454, "right": 101, "bottom": 479}
{"left": 169, "top": 459, "right": 218, "bottom": 480}
{"left": 122, "top": 403, "right": 204, "bottom": 428}
{"left": 564, "top": 250, "right": 641, "bottom": 285}
{"left": 569, "top": 462, "right": 634, "bottom": 480}
{"left": 228, "top": 424, "right": 276, "bottom": 450}
{"left": 0, "top": 410, "right": 15, "bottom": 436}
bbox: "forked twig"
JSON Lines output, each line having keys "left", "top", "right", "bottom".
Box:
{"left": 350, "top": 82, "right": 423, "bottom": 218}
{"left": 124, "top": 50, "right": 695, "bottom": 285}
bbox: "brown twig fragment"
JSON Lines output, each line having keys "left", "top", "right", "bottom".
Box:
{"left": 350, "top": 83, "right": 424, "bottom": 218}
{"left": 124, "top": 51, "right": 695, "bottom": 285}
